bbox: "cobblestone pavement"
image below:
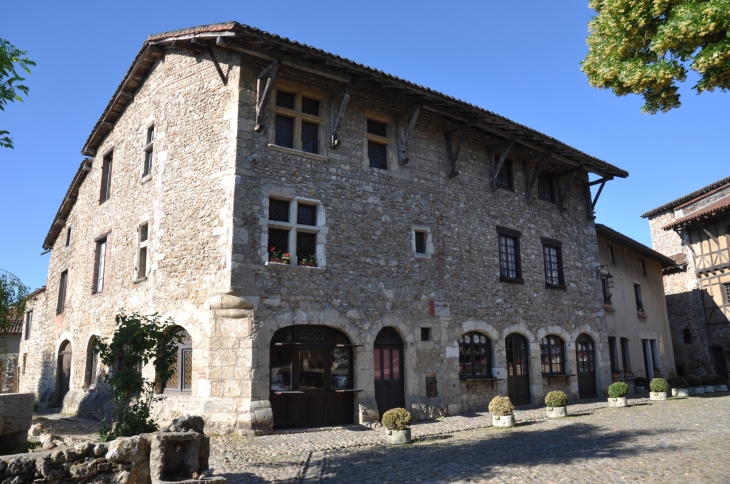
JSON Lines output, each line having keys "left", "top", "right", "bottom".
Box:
{"left": 31, "top": 395, "right": 730, "bottom": 483}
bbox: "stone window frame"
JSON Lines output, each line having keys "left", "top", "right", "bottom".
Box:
{"left": 411, "top": 224, "right": 434, "bottom": 259}
{"left": 540, "top": 334, "right": 566, "bottom": 375}
{"left": 494, "top": 158, "right": 515, "bottom": 192}
{"left": 65, "top": 225, "right": 72, "bottom": 248}
{"left": 57, "top": 269, "right": 68, "bottom": 315}
{"left": 537, "top": 170, "right": 557, "bottom": 203}
{"left": 162, "top": 327, "right": 193, "bottom": 395}
{"left": 634, "top": 283, "right": 645, "bottom": 315}
{"left": 99, "top": 148, "right": 113, "bottom": 204}
{"left": 496, "top": 225, "right": 523, "bottom": 283}
{"left": 363, "top": 109, "right": 396, "bottom": 172}
{"left": 24, "top": 309, "right": 32, "bottom": 340}
{"left": 263, "top": 195, "right": 327, "bottom": 268}
{"left": 135, "top": 222, "right": 149, "bottom": 283}
{"left": 541, "top": 237, "right": 565, "bottom": 289}
{"left": 457, "top": 331, "right": 494, "bottom": 380}
{"left": 92, "top": 235, "right": 108, "bottom": 294}
{"left": 142, "top": 123, "right": 155, "bottom": 181}
{"left": 268, "top": 79, "right": 328, "bottom": 158}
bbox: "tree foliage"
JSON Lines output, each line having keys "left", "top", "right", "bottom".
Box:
{"left": 94, "top": 312, "right": 184, "bottom": 439}
{"left": 582, "top": 0, "right": 730, "bottom": 113}
{"left": 1, "top": 38, "right": 35, "bottom": 149}
{"left": 0, "top": 269, "right": 30, "bottom": 355}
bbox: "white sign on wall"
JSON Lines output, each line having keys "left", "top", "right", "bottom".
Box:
{"left": 430, "top": 300, "right": 451, "bottom": 317}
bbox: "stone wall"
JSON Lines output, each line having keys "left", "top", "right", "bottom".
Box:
{"left": 0, "top": 393, "right": 33, "bottom": 455}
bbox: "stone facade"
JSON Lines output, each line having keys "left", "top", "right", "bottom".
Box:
{"left": 22, "top": 23, "right": 628, "bottom": 432}
{"left": 644, "top": 178, "right": 730, "bottom": 379}
{"left": 595, "top": 225, "right": 676, "bottom": 393}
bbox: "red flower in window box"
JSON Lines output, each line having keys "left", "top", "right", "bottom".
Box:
{"left": 268, "top": 247, "right": 290, "bottom": 264}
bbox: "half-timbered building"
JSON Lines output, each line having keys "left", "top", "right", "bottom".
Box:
{"left": 644, "top": 176, "right": 730, "bottom": 380}
{"left": 20, "top": 22, "right": 628, "bottom": 431}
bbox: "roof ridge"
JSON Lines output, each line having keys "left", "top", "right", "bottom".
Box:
{"left": 641, "top": 175, "right": 730, "bottom": 218}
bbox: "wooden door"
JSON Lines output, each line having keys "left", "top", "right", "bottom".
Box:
{"left": 374, "top": 327, "right": 404, "bottom": 419}
{"left": 506, "top": 334, "right": 530, "bottom": 405}
{"left": 576, "top": 334, "right": 597, "bottom": 398}
{"left": 712, "top": 346, "right": 728, "bottom": 382}
{"left": 58, "top": 341, "right": 72, "bottom": 405}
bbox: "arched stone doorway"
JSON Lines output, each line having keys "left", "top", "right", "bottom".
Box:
{"left": 505, "top": 333, "right": 530, "bottom": 405}
{"left": 57, "top": 340, "right": 72, "bottom": 405}
{"left": 269, "top": 325, "right": 355, "bottom": 428}
{"left": 576, "top": 334, "right": 597, "bottom": 398}
{"left": 374, "top": 327, "right": 405, "bottom": 418}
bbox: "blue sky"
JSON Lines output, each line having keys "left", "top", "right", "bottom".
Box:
{"left": 1, "top": 1, "right": 728, "bottom": 290}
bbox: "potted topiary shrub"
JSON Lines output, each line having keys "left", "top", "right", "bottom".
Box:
{"left": 489, "top": 396, "right": 515, "bottom": 428}
{"left": 634, "top": 377, "right": 647, "bottom": 394}
{"left": 714, "top": 376, "right": 728, "bottom": 392}
{"left": 701, "top": 376, "right": 715, "bottom": 393}
{"left": 545, "top": 390, "right": 568, "bottom": 418}
{"left": 382, "top": 407, "right": 412, "bottom": 445}
{"left": 687, "top": 375, "right": 704, "bottom": 395}
{"left": 671, "top": 377, "right": 689, "bottom": 398}
{"left": 608, "top": 381, "right": 629, "bottom": 407}
{"left": 649, "top": 377, "right": 669, "bottom": 401}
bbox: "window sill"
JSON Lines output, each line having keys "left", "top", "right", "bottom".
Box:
{"left": 414, "top": 252, "right": 432, "bottom": 259}
{"left": 538, "top": 195, "right": 557, "bottom": 204}
{"left": 637, "top": 312, "right": 647, "bottom": 319}
{"left": 140, "top": 174, "right": 153, "bottom": 185}
{"left": 544, "top": 283, "right": 566, "bottom": 291}
{"left": 495, "top": 184, "right": 515, "bottom": 193}
{"left": 133, "top": 276, "right": 148, "bottom": 285}
{"left": 459, "top": 375, "right": 501, "bottom": 381}
{"left": 268, "top": 143, "right": 329, "bottom": 162}
{"left": 499, "top": 276, "right": 524, "bottom": 284}
{"left": 266, "top": 261, "right": 326, "bottom": 271}
{"left": 161, "top": 391, "right": 191, "bottom": 397}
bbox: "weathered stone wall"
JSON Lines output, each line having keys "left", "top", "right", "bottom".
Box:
{"left": 0, "top": 393, "right": 33, "bottom": 455}
{"left": 228, "top": 60, "right": 610, "bottom": 425}
{"left": 22, "top": 48, "right": 242, "bottom": 418}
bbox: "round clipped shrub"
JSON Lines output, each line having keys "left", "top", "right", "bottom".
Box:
{"left": 687, "top": 375, "right": 702, "bottom": 387}
{"left": 608, "top": 381, "right": 629, "bottom": 398}
{"left": 714, "top": 375, "right": 728, "bottom": 386}
{"left": 701, "top": 375, "right": 714, "bottom": 386}
{"left": 545, "top": 390, "right": 568, "bottom": 408}
{"left": 488, "top": 396, "right": 514, "bottom": 416}
{"left": 381, "top": 407, "right": 412, "bottom": 430}
{"left": 673, "top": 377, "right": 689, "bottom": 389}
{"left": 634, "top": 377, "right": 648, "bottom": 388}
{"left": 650, "top": 377, "right": 669, "bottom": 393}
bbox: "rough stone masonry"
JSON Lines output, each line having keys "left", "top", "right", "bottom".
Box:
{"left": 19, "top": 22, "right": 628, "bottom": 432}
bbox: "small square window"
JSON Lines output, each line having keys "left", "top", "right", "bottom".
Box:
{"left": 494, "top": 160, "right": 513, "bottom": 190}
{"left": 301, "top": 97, "right": 320, "bottom": 116}
{"left": 268, "top": 229, "right": 289, "bottom": 259}
{"left": 65, "top": 226, "right": 72, "bottom": 247}
{"left": 368, "top": 141, "right": 387, "bottom": 169}
{"left": 296, "top": 232, "right": 316, "bottom": 264}
{"left": 497, "top": 226, "right": 522, "bottom": 282}
{"left": 276, "top": 90, "right": 295, "bottom": 109}
{"left": 542, "top": 242, "right": 564, "bottom": 287}
{"left": 538, "top": 171, "right": 556, "bottom": 202}
{"left": 421, "top": 328, "right": 430, "bottom": 342}
{"left": 367, "top": 119, "right": 387, "bottom": 137}
{"left": 297, "top": 204, "right": 317, "bottom": 226}
{"left": 269, "top": 199, "right": 290, "bottom": 222}
{"left": 415, "top": 231, "right": 426, "bottom": 254}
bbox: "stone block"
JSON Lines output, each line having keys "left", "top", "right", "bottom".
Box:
{"left": 106, "top": 436, "right": 150, "bottom": 464}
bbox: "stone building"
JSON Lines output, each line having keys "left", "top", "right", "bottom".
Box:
{"left": 643, "top": 176, "right": 730, "bottom": 380}
{"left": 21, "top": 22, "right": 628, "bottom": 431}
{"left": 595, "top": 224, "right": 676, "bottom": 392}
{"left": 1, "top": 322, "right": 22, "bottom": 394}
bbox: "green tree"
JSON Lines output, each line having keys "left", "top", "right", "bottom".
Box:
{"left": 1, "top": 38, "right": 35, "bottom": 149}
{"left": 581, "top": 0, "right": 730, "bottom": 113}
{"left": 0, "top": 269, "right": 30, "bottom": 355}
{"left": 94, "top": 312, "right": 183, "bottom": 440}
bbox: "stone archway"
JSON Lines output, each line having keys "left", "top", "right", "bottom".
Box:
{"left": 57, "top": 340, "right": 72, "bottom": 405}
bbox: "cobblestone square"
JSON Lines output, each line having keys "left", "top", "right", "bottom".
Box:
{"left": 207, "top": 394, "right": 730, "bottom": 483}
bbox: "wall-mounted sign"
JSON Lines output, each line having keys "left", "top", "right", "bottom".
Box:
{"left": 430, "top": 300, "right": 451, "bottom": 317}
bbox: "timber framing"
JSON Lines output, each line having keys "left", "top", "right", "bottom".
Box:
{"left": 42, "top": 159, "right": 93, "bottom": 250}
{"left": 79, "top": 22, "right": 629, "bottom": 182}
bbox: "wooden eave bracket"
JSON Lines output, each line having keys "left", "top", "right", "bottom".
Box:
{"left": 190, "top": 39, "right": 228, "bottom": 86}
{"left": 330, "top": 84, "right": 352, "bottom": 148}
{"left": 555, "top": 168, "right": 580, "bottom": 212}
{"left": 488, "top": 139, "right": 515, "bottom": 190}
{"left": 583, "top": 175, "right": 613, "bottom": 220}
{"left": 445, "top": 123, "right": 471, "bottom": 178}
{"left": 254, "top": 58, "right": 280, "bottom": 132}
{"left": 397, "top": 103, "right": 421, "bottom": 164}
{"left": 524, "top": 152, "right": 550, "bottom": 201}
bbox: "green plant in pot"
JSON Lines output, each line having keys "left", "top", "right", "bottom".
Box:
{"left": 634, "top": 377, "right": 647, "bottom": 393}
{"left": 382, "top": 407, "right": 412, "bottom": 444}
{"left": 649, "top": 377, "right": 669, "bottom": 401}
{"left": 489, "top": 396, "right": 515, "bottom": 428}
{"left": 545, "top": 390, "right": 568, "bottom": 418}
{"left": 687, "top": 374, "right": 704, "bottom": 395}
{"left": 672, "top": 377, "right": 689, "bottom": 398}
{"left": 608, "top": 381, "right": 629, "bottom": 407}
